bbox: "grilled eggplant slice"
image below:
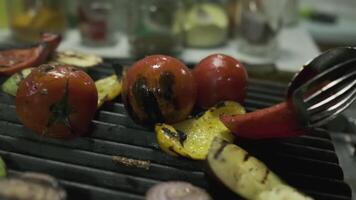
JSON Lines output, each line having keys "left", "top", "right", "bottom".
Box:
{"left": 207, "top": 137, "right": 313, "bottom": 200}
{"left": 95, "top": 74, "right": 122, "bottom": 107}
{"left": 0, "top": 172, "right": 66, "bottom": 200}
{"left": 155, "top": 101, "right": 245, "bottom": 159}
{"left": 1, "top": 68, "right": 33, "bottom": 96}
{"left": 0, "top": 157, "right": 5, "bottom": 177}
{"left": 51, "top": 51, "right": 102, "bottom": 68}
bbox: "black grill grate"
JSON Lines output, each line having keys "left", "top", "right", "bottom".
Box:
{"left": 0, "top": 59, "right": 352, "bottom": 200}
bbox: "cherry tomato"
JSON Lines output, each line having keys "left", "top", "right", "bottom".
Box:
{"left": 122, "top": 55, "right": 197, "bottom": 126}
{"left": 193, "top": 54, "right": 248, "bottom": 108}
{"left": 16, "top": 64, "right": 98, "bottom": 139}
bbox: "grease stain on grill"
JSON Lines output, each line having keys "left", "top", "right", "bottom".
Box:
{"left": 112, "top": 155, "right": 151, "bottom": 170}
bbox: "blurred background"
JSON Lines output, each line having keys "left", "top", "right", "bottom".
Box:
{"left": 0, "top": 0, "right": 356, "bottom": 73}
{"left": 0, "top": 0, "right": 355, "bottom": 71}
{"left": 0, "top": 0, "right": 355, "bottom": 197}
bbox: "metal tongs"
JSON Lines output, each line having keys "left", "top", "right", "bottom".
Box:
{"left": 287, "top": 47, "right": 356, "bottom": 128}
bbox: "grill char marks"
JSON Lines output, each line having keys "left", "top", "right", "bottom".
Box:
{"left": 159, "top": 71, "right": 175, "bottom": 102}
{"left": 132, "top": 76, "right": 164, "bottom": 125}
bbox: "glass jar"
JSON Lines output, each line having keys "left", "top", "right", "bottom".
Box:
{"left": 77, "top": 0, "right": 118, "bottom": 47}
{"left": 6, "top": 0, "right": 67, "bottom": 43}
{"left": 127, "top": 0, "right": 185, "bottom": 58}
{"left": 183, "top": 0, "right": 229, "bottom": 48}
{"left": 237, "top": 0, "right": 288, "bottom": 60}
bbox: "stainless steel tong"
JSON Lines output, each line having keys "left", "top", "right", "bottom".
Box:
{"left": 287, "top": 47, "right": 356, "bottom": 128}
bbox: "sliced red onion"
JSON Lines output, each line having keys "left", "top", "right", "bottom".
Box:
{"left": 0, "top": 172, "right": 66, "bottom": 200}
{"left": 146, "top": 181, "right": 212, "bottom": 200}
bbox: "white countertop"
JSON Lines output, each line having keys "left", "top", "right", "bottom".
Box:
{"left": 0, "top": 25, "right": 320, "bottom": 72}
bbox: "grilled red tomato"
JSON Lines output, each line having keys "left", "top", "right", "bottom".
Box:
{"left": 122, "top": 55, "right": 197, "bottom": 126}
{"left": 16, "top": 64, "right": 98, "bottom": 139}
{"left": 193, "top": 54, "right": 248, "bottom": 108}
{"left": 0, "top": 33, "right": 61, "bottom": 75}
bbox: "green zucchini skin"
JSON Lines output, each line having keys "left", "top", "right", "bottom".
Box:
{"left": 1, "top": 68, "right": 33, "bottom": 96}
{"left": 0, "top": 157, "right": 5, "bottom": 178}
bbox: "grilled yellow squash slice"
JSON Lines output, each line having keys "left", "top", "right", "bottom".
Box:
{"left": 95, "top": 74, "right": 122, "bottom": 107}
{"left": 155, "top": 101, "right": 245, "bottom": 159}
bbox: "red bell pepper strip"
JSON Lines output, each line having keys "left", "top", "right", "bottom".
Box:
{"left": 0, "top": 33, "right": 61, "bottom": 76}
{"left": 220, "top": 101, "right": 305, "bottom": 139}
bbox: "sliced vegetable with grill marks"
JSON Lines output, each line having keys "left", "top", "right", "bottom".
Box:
{"left": 95, "top": 74, "right": 122, "bottom": 107}
{"left": 155, "top": 101, "right": 245, "bottom": 160}
{"left": 50, "top": 50, "right": 103, "bottom": 68}
{"left": 207, "top": 137, "right": 313, "bottom": 200}
{"left": 0, "top": 33, "right": 61, "bottom": 75}
{"left": 2, "top": 68, "right": 122, "bottom": 109}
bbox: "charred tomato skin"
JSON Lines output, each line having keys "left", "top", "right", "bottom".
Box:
{"left": 193, "top": 54, "right": 248, "bottom": 108}
{"left": 122, "top": 55, "right": 197, "bottom": 126}
{"left": 16, "top": 64, "right": 98, "bottom": 139}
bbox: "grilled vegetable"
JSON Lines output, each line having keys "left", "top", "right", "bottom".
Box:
{"left": 122, "top": 55, "right": 197, "bottom": 126}
{"left": 2, "top": 68, "right": 121, "bottom": 108}
{"left": 207, "top": 137, "right": 313, "bottom": 200}
{"left": 146, "top": 181, "right": 212, "bottom": 200}
{"left": 0, "top": 172, "right": 66, "bottom": 200}
{"left": 0, "top": 33, "right": 60, "bottom": 75}
{"left": 155, "top": 101, "right": 245, "bottom": 159}
{"left": 51, "top": 51, "right": 102, "bottom": 68}
{"left": 220, "top": 101, "right": 304, "bottom": 139}
{"left": 1, "top": 68, "right": 33, "bottom": 96}
{"left": 16, "top": 64, "right": 98, "bottom": 139}
{"left": 95, "top": 74, "right": 122, "bottom": 107}
{"left": 0, "top": 157, "right": 5, "bottom": 177}
{"left": 193, "top": 54, "right": 248, "bottom": 108}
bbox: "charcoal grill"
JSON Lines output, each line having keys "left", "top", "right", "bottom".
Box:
{"left": 0, "top": 59, "right": 352, "bottom": 200}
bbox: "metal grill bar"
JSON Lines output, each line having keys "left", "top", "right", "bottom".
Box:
{"left": 0, "top": 60, "right": 352, "bottom": 200}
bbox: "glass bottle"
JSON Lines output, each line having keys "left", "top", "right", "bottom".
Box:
{"left": 6, "top": 0, "right": 67, "bottom": 43}
{"left": 183, "top": 0, "right": 229, "bottom": 48}
{"left": 127, "top": 0, "right": 185, "bottom": 58}
{"left": 77, "top": 0, "right": 118, "bottom": 47}
{"left": 237, "top": 0, "right": 288, "bottom": 59}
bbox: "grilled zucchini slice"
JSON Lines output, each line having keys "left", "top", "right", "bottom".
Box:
{"left": 207, "top": 137, "right": 313, "bottom": 200}
{"left": 1, "top": 68, "right": 33, "bottom": 96}
{"left": 51, "top": 51, "right": 102, "bottom": 68}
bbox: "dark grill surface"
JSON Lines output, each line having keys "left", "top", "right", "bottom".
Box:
{"left": 0, "top": 59, "right": 352, "bottom": 200}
